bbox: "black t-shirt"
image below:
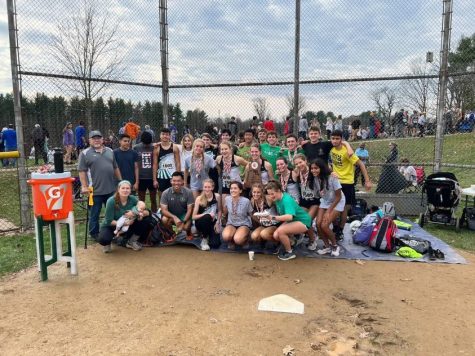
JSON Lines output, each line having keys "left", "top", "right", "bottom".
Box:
{"left": 134, "top": 143, "right": 154, "bottom": 180}
{"left": 302, "top": 141, "right": 333, "bottom": 163}
{"left": 113, "top": 148, "right": 139, "bottom": 185}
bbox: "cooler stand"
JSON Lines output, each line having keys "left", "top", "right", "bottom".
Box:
{"left": 35, "top": 211, "right": 77, "bottom": 281}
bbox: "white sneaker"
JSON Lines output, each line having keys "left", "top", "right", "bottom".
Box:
{"left": 102, "top": 244, "right": 112, "bottom": 253}
{"left": 307, "top": 239, "right": 318, "bottom": 251}
{"left": 200, "top": 238, "right": 210, "bottom": 251}
{"left": 317, "top": 246, "right": 332, "bottom": 255}
{"left": 331, "top": 245, "right": 340, "bottom": 257}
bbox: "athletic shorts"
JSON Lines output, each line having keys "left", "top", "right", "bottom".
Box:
{"left": 341, "top": 183, "right": 355, "bottom": 206}
{"left": 300, "top": 198, "right": 320, "bottom": 209}
{"left": 158, "top": 178, "right": 172, "bottom": 192}
{"left": 138, "top": 179, "right": 156, "bottom": 192}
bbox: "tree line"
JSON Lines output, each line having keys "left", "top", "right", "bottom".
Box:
{"left": 0, "top": 93, "right": 211, "bottom": 147}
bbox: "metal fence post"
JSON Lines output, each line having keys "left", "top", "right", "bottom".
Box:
{"left": 434, "top": 0, "right": 453, "bottom": 173}
{"left": 160, "top": 0, "right": 169, "bottom": 128}
{"left": 292, "top": 0, "right": 301, "bottom": 134}
{"left": 7, "top": 0, "right": 32, "bottom": 230}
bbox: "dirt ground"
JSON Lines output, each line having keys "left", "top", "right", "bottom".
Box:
{"left": 1, "top": 245, "right": 475, "bottom": 356}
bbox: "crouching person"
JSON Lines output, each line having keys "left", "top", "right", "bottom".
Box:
{"left": 192, "top": 179, "right": 222, "bottom": 250}
{"left": 265, "top": 181, "right": 312, "bottom": 261}
{"left": 99, "top": 180, "right": 150, "bottom": 253}
{"left": 160, "top": 171, "right": 194, "bottom": 239}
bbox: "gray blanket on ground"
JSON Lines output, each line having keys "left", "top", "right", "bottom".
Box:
{"left": 158, "top": 221, "right": 467, "bottom": 264}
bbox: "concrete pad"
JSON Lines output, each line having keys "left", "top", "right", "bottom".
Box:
{"left": 258, "top": 294, "right": 304, "bottom": 314}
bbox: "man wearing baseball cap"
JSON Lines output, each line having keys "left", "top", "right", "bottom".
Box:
{"left": 78, "top": 130, "right": 122, "bottom": 241}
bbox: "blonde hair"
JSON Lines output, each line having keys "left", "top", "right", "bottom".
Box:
{"left": 198, "top": 179, "right": 215, "bottom": 207}
{"left": 192, "top": 138, "right": 205, "bottom": 160}
{"left": 181, "top": 133, "right": 194, "bottom": 149}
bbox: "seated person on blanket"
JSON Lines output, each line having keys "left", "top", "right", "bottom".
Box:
{"left": 264, "top": 181, "right": 312, "bottom": 261}
{"left": 114, "top": 200, "right": 146, "bottom": 236}
{"left": 98, "top": 180, "right": 150, "bottom": 253}
{"left": 160, "top": 171, "right": 194, "bottom": 239}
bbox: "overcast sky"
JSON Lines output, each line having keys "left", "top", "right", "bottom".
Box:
{"left": 0, "top": 0, "right": 473, "bottom": 119}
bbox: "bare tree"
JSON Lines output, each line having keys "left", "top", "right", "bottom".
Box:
{"left": 252, "top": 97, "right": 270, "bottom": 121}
{"left": 401, "top": 59, "right": 437, "bottom": 114}
{"left": 371, "top": 86, "right": 398, "bottom": 117}
{"left": 286, "top": 94, "right": 306, "bottom": 116}
{"left": 49, "top": 0, "right": 123, "bottom": 129}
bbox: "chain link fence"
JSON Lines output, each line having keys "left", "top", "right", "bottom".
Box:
{"left": 1, "top": 0, "right": 474, "bottom": 232}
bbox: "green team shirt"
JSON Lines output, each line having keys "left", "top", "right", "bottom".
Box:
{"left": 101, "top": 195, "right": 138, "bottom": 227}
{"left": 275, "top": 192, "right": 312, "bottom": 228}
{"left": 260, "top": 143, "right": 281, "bottom": 172}
{"left": 237, "top": 144, "right": 251, "bottom": 176}
{"left": 279, "top": 148, "right": 305, "bottom": 169}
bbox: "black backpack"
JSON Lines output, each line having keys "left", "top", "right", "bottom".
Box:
{"left": 349, "top": 198, "right": 368, "bottom": 222}
{"left": 146, "top": 213, "right": 176, "bottom": 246}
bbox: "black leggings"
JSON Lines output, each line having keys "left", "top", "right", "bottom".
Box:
{"left": 194, "top": 214, "right": 215, "bottom": 238}
{"left": 99, "top": 219, "right": 150, "bottom": 246}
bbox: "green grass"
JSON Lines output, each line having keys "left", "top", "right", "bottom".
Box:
{"left": 360, "top": 132, "right": 475, "bottom": 188}
{"left": 425, "top": 224, "right": 475, "bottom": 252}
{"left": 0, "top": 133, "right": 474, "bottom": 277}
{"left": 0, "top": 223, "right": 93, "bottom": 278}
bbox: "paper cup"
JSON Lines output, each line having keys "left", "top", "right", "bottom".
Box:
{"left": 248, "top": 251, "right": 255, "bottom": 261}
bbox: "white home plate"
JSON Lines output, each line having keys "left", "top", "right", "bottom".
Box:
{"left": 258, "top": 294, "right": 304, "bottom": 314}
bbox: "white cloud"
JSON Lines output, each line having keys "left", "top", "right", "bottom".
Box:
{"left": 0, "top": 0, "right": 473, "bottom": 119}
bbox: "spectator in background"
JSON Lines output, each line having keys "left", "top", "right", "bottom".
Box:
{"left": 2, "top": 124, "right": 17, "bottom": 167}
{"left": 283, "top": 116, "right": 293, "bottom": 136}
{"left": 31, "top": 123, "right": 47, "bottom": 165}
{"left": 118, "top": 122, "right": 126, "bottom": 135}
{"left": 144, "top": 124, "right": 155, "bottom": 141}
{"left": 183, "top": 124, "right": 191, "bottom": 136}
{"left": 325, "top": 116, "right": 334, "bottom": 140}
{"left": 227, "top": 116, "right": 238, "bottom": 140}
{"left": 298, "top": 116, "right": 308, "bottom": 139}
{"left": 399, "top": 158, "right": 417, "bottom": 190}
{"left": 354, "top": 142, "right": 369, "bottom": 187}
{"left": 334, "top": 115, "right": 343, "bottom": 131}
{"left": 124, "top": 118, "right": 141, "bottom": 144}
{"left": 350, "top": 118, "right": 361, "bottom": 141}
{"left": 418, "top": 112, "right": 426, "bottom": 137}
{"left": 409, "top": 111, "right": 418, "bottom": 137}
{"left": 263, "top": 117, "right": 275, "bottom": 132}
{"left": 394, "top": 109, "right": 405, "bottom": 138}
{"left": 360, "top": 126, "right": 369, "bottom": 140}
{"left": 75, "top": 121, "right": 87, "bottom": 157}
{"left": 369, "top": 112, "right": 376, "bottom": 139}
{"left": 169, "top": 120, "right": 178, "bottom": 143}
{"left": 63, "top": 122, "right": 74, "bottom": 164}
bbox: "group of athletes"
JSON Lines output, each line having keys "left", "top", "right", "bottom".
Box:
{"left": 127, "top": 125, "right": 372, "bottom": 261}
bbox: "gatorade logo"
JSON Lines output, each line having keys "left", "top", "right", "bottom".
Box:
{"left": 39, "top": 184, "right": 67, "bottom": 211}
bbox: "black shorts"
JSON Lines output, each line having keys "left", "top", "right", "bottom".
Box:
{"left": 341, "top": 183, "right": 355, "bottom": 206}
{"left": 138, "top": 179, "right": 156, "bottom": 193}
{"left": 157, "top": 178, "right": 171, "bottom": 192}
{"left": 300, "top": 198, "right": 320, "bottom": 209}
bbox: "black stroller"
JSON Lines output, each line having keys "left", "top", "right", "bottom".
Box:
{"left": 419, "top": 172, "right": 462, "bottom": 231}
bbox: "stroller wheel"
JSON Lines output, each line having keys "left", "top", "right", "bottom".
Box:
{"left": 455, "top": 217, "right": 461, "bottom": 232}
{"left": 419, "top": 213, "right": 425, "bottom": 228}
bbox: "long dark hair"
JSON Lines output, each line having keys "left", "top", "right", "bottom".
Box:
{"left": 309, "top": 158, "right": 332, "bottom": 190}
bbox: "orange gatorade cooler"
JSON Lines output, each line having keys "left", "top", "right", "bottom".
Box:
{"left": 28, "top": 172, "right": 75, "bottom": 221}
